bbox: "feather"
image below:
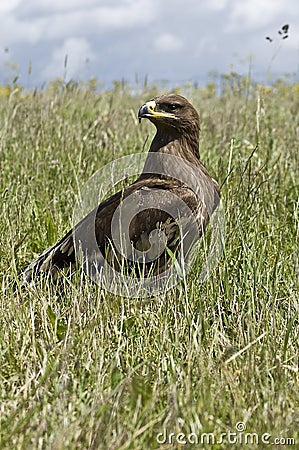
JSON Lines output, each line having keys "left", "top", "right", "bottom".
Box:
{"left": 20, "top": 94, "right": 220, "bottom": 285}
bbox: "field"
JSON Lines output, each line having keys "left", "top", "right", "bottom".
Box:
{"left": 1, "top": 77, "right": 298, "bottom": 449}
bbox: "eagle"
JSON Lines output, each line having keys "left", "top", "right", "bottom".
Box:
{"left": 20, "top": 94, "right": 220, "bottom": 291}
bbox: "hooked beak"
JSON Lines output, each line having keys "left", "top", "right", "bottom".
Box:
{"left": 138, "top": 100, "right": 175, "bottom": 123}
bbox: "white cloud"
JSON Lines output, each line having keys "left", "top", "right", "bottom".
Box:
{"left": 0, "top": 0, "right": 298, "bottom": 86}
{"left": 15, "top": 0, "right": 130, "bottom": 17}
{"left": 200, "top": 0, "right": 229, "bottom": 11}
{"left": 0, "top": 0, "right": 21, "bottom": 14}
{"left": 153, "top": 34, "right": 183, "bottom": 53}
{"left": 93, "top": 1, "right": 155, "bottom": 28}
{"left": 0, "top": 0, "right": 156, "bottom": 45}
{"left": 41, "top": 37, "right": 96, "bottom": 81}
{"left": 226, "top": 0, "right": 297, "bottom": 32}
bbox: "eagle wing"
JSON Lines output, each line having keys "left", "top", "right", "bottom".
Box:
{"left": 21, "top": 177, "right": 207, "bottom": 282}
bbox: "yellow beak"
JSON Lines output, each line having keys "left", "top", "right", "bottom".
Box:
{"left": 138, "top": 100, "right": 175, "bottom": 122}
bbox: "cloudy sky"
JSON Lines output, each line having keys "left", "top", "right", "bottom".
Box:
{"left": 0, "top": 0, "right": 298, "bottom": 88}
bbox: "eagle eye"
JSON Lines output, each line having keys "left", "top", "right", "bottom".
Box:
{"left": 157, "top": 102, "right": 181, "bottom": 113}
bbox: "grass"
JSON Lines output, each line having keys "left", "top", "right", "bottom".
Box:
{"left": 0, "top": 77, "right": 298, "bottom": 449}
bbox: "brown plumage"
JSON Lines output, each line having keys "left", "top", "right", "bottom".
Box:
{"left": 21, "top": 94, "right": 220, "bottom": 284}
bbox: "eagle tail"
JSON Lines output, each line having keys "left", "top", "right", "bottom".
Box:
{"left": 20, "top": 230, "right": 75, "bottom": 284}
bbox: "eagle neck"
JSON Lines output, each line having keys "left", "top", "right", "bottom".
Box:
{"left": 139, "top": 127, "right": 201, "bottom": 180}
{"left": 150, "top": 128, "right": 200, "bottom": 163}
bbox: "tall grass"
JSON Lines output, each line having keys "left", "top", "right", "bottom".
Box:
{"left": 1, "top": 77, "right": 298, "bottom": 449}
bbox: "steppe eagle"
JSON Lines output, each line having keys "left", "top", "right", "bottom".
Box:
{"left": 21, "top": 94, "right": 220, "bottom": 286}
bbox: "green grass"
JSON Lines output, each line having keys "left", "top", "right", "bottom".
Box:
{"left": 1, "top": 78, "right": 298, "bottom": 449}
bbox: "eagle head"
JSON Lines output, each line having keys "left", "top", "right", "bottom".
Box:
{"left": 138, "top": 94, "right": 200, "bottom": 136}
